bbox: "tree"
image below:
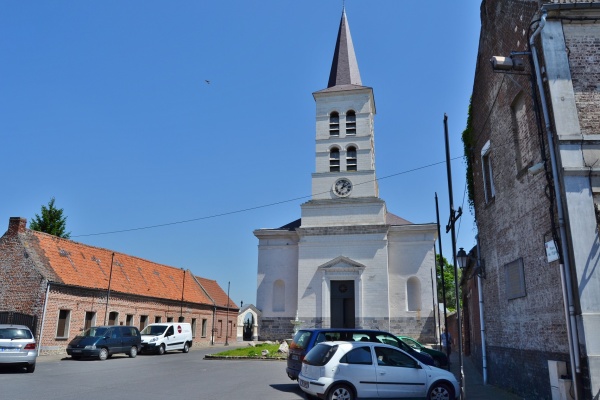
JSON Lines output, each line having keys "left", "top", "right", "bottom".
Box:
{"left": 436, "top": 254, "right": 461, "bottom": 311}
{"left": 29, "top": 197, "right": 71, "bottom": 238}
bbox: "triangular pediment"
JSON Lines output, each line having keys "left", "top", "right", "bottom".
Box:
{"left": 318, "top": 256, "right": 367, "bottom": 272}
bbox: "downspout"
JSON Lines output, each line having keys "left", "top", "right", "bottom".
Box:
{"left": 475, "top": 237, "right": 487, "bottom": 384}
{"left": 37, "top": 282, "right": 51, "bottom": 356}
{"left": 530, "top": 10, "right": 581, "bottom": 396}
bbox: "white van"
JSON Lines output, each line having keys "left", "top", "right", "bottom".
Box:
{"left": 140, "top": 323, "right": 193, "bottom": 355}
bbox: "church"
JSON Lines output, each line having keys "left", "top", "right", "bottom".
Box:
{"left": 254, "top": 9, "right": 438, "bottom": 342}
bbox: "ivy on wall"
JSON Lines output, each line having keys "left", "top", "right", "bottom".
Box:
{"left": 461, "top": 97, "right": 475, "bottom": 216}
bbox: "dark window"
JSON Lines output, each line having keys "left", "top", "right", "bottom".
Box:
{"left": 345, "top": 110, "right": 356, "bottom": 135}
{"left": 56, "top": 310, "right": 70, "bottom": 338}
{"left": 329, "top": 112, "right": 340, "bottom": 136}
{"left": 303, "top": 344, "right": 338, "bottom": 366}
{"left": 155, "top": 316, "right": 162, "bottom": 323}
{"left": 140, "top": 315, "right": 148, "bottom": 331}
{"left": 375, "top": 347, "right": 418, "bottom": 368}
{"left": 126, "top": 314, "right": 134, "bottom": 326}
{"left": 346, "top": 146, "right": 357, "bottom": 171}
{"left": 166, "top": 326, "right": 175, "bottom": 336}
{"left": 178, "top": 316, "right": 185, "bottom": 323}
{"left": 330, "top": 148, "right": 340, "bottom": 172}
{"left": 167, "top": 317, "right": 173, "bottom": 322}
{"left": 291, "top": 330, "right": 313, "bottom": 350}
{"left": 108, "top": 311, "right": 118, "bottom": 326}
{"left": 84, "top": 311, "right": 95, "bottom": 331}
{"left": 340, "top": 346, "right": 372, "bottom": 365}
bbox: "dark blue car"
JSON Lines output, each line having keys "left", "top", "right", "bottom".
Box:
{"left": 286, "top": 328, "right": 434, "bottom": 380}
{"left": 66, "top": 326, "right": 141, "bottom": 361}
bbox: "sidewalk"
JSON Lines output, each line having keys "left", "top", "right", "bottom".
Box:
{"left": 448, "top": 352, "right": 523, "bottom": 400}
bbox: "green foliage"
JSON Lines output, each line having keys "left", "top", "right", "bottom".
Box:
{"left": 461, "top": 97, "right": 475, "bottom": 215}
{"left": 436, "top": 254, "right": 461, "bottom": 311}
{"left": 29, "top": 197, "right": 71, "bottom": 238}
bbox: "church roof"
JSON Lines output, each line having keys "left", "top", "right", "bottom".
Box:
{"left": 326, "top": 9, "right": 364, "bottom": 90}
{"left": 386, "top": 212, "right": 413, "bottom": 226}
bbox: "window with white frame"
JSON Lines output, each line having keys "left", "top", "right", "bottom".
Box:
{"left": 346, "top": 146, "right": 357, "bottom": 171}
{"left": 56, "top": 309, "right": 71, "bottom": 338}
{"left": 126, "top": 314, "right": 134, "bottom": 326}
{"left": 481, "top": 141, "right": 495, "bottom": 203}
{"left": 140, "top": 315, "right": 148, "bottom": 331}
{"left": 329, "top": 111, "right": 340, "bottom": 136}
{"left": 345, "top": 110, "right": 356, "bottom": 135}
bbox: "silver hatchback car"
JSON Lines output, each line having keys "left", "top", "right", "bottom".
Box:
{"left": 0, "top": 324, "right": 37, "bottom": 373}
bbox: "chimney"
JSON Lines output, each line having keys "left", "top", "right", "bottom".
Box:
{"left": 8, "top": 217, "right": 27, "bottom": 236}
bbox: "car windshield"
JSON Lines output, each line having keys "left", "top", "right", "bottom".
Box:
{"left": 0, "top": 328, "right": 33, "bottom": 340}
{"left": 140, "top": 325, "right": 167, "bottom": 335}
{"left": 303, "top": 344, "right": 338, "bottom": 366}
{"left": 77, "top": 327, "right": 109, "bottom": 337}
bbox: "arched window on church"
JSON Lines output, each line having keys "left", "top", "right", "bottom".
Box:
{"left": 330, "top": 147, "right": 340, "bottom": 172}
{"left": 345, "top": 110, "right": 356, "bottom": 135}
{"left": 406, "top": 277, "right": 421, "bottom": 311}
{"left": 273, "top": 280, "right": 285, "bottom": 312}
{"left": 329, "top": 111, "right": 340, "bottom": 136}
{"left": 346, "top": 146, "right": 357, "bottom": 171}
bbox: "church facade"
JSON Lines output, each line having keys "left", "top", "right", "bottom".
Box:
{"left": 254, "top": 10, "right": 438, "bottom": 342}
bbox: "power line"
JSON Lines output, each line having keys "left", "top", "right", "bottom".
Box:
{"left": 72, "top": 156, "right": 464, "bottom": 238}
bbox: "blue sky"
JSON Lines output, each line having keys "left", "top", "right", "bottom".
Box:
{"left": 1, "top": 1, "right": 481, "bottom": 306}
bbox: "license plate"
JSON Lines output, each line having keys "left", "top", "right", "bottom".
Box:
{"left": 0, "top": 348, "right": 19, "bottom": 352}
{"left": 299, "top": 379, "right": 309, "bottom": 389}
{"left": 291, "top": 354, "right": 299, "bottom": 360}
{"left": 71, "top": 349, "right": 82, "bottom": 353}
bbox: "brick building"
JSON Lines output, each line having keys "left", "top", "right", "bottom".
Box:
{"left": 0, "top": 217, "right": 238, "bottom": 354}
{"left": 465, "top": 1, "right": 600, "bottom": 398}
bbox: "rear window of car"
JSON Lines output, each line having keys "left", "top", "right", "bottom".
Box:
{"left": 290, "top": 330, "right": 313, "bottom": 350}
{"left": 0, "top": 328, "right": 33, "bottom": 340}
{"left": 303, "top": 344, "right": 338, "bottom": 366}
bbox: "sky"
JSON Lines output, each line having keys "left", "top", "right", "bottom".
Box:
{"left": 1, "top": 1, "right": 482, "bottom": 307}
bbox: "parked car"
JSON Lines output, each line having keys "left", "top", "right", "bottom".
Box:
{"left": 0, "top": 324, "right": 37, "bottom": 373}
{"left": 140, "top": 323, "right": 193, "bottom": 354}
{"left": 398, "top": 335, "right": 449, "bottom": 368}
{"left": 287, "top": 328, "right": 434, "bottom": 380}
{"left": 298, "top": 341, "right": 459, "bottom": 400}
{"left": 66, "top": 326, "right": 141, "bottom": 360}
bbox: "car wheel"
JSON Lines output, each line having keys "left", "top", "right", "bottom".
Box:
{"left": 158, "top": 344, "right": 166, "bottom": 355}
{"left": 129, "top": 346, "right": 138, "bottom": 358}
{"left": 428, "top": 382, "right": 453, "bottom": 400}
{"left": 182, "top": 342, "right": 189, "bottom": 353}
{"left": 327, "top": 384, "right": 354, "bottom": 400}
{"left": 26, "top": 363, "right": 36, "bottom": 373}
{"left": 98, "top": 348, "right": 109, "bottom": 361}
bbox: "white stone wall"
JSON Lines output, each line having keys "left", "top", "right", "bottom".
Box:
{"left": 300, "top": 198, "right": 386, "bottom": 227}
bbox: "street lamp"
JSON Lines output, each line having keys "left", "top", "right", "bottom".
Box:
{"left": 457, "top": 247, "right": 486, "bottom": 279}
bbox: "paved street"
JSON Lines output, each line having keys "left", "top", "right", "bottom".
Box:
{"left": 0, "top": 345, "right": 307, "bottom": 400}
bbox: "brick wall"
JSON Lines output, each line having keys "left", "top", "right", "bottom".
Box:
{"left": 469, "top": 1, "right": 572, "bottom": 398}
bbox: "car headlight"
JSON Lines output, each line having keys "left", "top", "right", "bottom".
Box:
{"left": 149, "top": 337, "right": 158, "bottom": 343}
{"left": 84, "top": 345, "right": 96, "bottom": 350}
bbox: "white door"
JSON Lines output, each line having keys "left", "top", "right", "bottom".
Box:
{"left": 374, "top": 346, "right": 428, "bottom": 398}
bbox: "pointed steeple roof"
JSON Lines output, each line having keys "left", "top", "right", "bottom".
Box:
{"left": 327, "top": 9, "right": 362, "bottom": 88}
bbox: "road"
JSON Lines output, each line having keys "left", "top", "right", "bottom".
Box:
{"left": 0, "top": 345, "right": 308, "bottom": 400}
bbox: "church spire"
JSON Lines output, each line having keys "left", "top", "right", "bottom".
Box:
{"left": 327, "top": 9, "right": 362, "bottom": 88}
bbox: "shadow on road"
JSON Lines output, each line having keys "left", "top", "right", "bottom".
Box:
{"left": 270, "top": 383, "right": 303, "bottom": 394}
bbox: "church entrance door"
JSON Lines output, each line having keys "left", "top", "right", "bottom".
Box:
{"left": 330, "top": 280, "right": 355, "bottom": 328}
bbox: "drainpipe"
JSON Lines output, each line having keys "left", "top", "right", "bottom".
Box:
{"left": 530, "top": 10, "right": 580, "bottom": 397}
{"left": 211, "top": 305, "right": 216, "bottom": 346}
{"left": 475, "top": 237, "right": 487, "bottom": 384}
{"left": 37, "top": 282, "right": 51, "bottom": 356}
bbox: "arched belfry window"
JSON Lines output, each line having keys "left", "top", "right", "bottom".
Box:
{"left": 329, "top": 112, "right": 340, "bottom": 136}
{"left": 330, "top": 147, "right": 340, "bottom": 172}
{"left": 273, "top": 280, "right": 285, "bottom": 312}
{"left": 346, "top": 110, "right": 356, "bottom": 135}
{"left": 346, "top": 146, "right": 357, "bottom": 171}
{"left": 406, "top": 277, "right": 421, "bottom": 311}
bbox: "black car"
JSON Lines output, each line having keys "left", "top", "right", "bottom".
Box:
{"left": 66, "top": 326, "right": 141, "bottom": 360}
{"left": 287, "top": 328, "right": 434, "bottom": 380}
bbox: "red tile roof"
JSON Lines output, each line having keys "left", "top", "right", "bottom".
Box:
{"left": 0, "top": 214, "right": 240, "bottom": 307}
